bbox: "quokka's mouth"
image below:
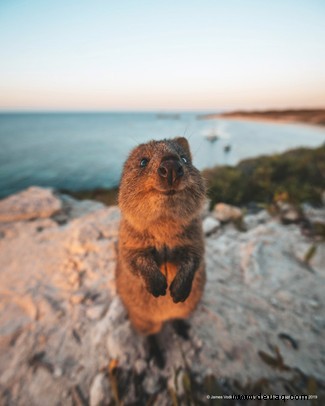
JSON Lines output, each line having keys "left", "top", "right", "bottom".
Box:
{"left": 154, "top": 184, "right": 187, "bottom": 196}
{"left": 163, "top": 190, "right": 177, "bottom": 196}
{"left": 154, "top": 188, "right": 179, "bottom": 196}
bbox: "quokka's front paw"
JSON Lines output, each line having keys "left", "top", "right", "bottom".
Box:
{"left": 170, "top": 273, "right": 193, "bottom": 303}
{"left": 145, "top": 270, "right": 167, "bottom": 297}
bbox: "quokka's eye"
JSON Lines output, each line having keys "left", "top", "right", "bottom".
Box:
{"left": 181, "top": 156, "right": 188, "bottom": 164}
{"left": 140, "top": 158, "right": 149, "bottom": 167}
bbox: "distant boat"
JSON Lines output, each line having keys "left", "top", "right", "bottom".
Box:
{"left": 205, "top": 134, "right": 219, "bottom": 143}
{"left": 203, "top": 127, "right": 220, "bottom": 143}
{"left": 156, "top": 113, "right": 180, "bottom": 120}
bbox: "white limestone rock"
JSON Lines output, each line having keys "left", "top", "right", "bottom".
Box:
{"left": 0, "top": 187, "right": 62, "bottom": 222}
{"left": 203, "top": 216, "right": 220, "bottom": 236}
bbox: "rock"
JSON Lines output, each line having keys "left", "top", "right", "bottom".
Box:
{"left": 0, "top": 187, "right": 325, "bottom": 404}
{"left": 302, "top": 203, "right": 325, "bottom": 225}
{"left": 244, "top": 210, "right": 271, "bottom": 230}
{"left": 86, "top": 305, "right": 106, "bottom": 320}
{"left": 0, "top": 187, "right": 62, "bottom": 222}
{"left": 0, "top": 192, "right": 120, "bottom": 405}
{"left": 90, "top": 373, "right": 111, "bottom": 406}
{"left": 26, "top": 367, "right": 65, "bottom": 405}
{"left": 134, "top": 359, "right": 147, "bottom": 375}
{"left": 203, "top": 217, "right": 220, "bottom": 236}
{"left": 143, "top": 374, "right": 160, "bottom": 395}
{"left": 238, "top": 223, "right": 304, "bottom": 288}
{"left": 106, "top": 320, "right": 146, "bottom": 365}
{"left": 60, "top": 194, "right": 106, "bottom": 221}
{"left": 53, "top": 367, "right": 63, "bottom": 378}
{"left": 70, "top": 292, "right": 85, "bottom": 304}
{"left": 213, "top": 203, "right": 242, "bottom": 222}
{"left": 276, "top": 201, "right": 301, "bottom": 224}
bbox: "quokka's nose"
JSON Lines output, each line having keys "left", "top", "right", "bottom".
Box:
{"left": 158, "top": 158, "right": 184, "bottom": 186}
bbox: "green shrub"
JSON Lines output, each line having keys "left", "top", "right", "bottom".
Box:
{"left": 203, "top": 145, "right": 325, "bottom": 208}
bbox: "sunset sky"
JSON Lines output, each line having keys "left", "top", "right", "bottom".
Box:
{"left": 0, "top": 0, "right": 325, "bottom": 111}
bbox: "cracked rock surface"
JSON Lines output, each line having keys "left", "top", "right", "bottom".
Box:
{"left": 0, "top": 188, "right": 324, "bottom": 405}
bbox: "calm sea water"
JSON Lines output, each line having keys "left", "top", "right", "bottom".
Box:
{"left": 0, "top": 112, "right": 324, "bottom": 198}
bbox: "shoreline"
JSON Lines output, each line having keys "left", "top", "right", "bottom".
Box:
{"left": 198, "top": 108, "right": 325, "bottom": 127}
{"left": 205, "top": 115, "right": 325, "bottom": 129}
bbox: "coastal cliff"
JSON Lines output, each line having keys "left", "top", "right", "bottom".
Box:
{"left": 0, "top": 187, "right": 324, "bottom": 405}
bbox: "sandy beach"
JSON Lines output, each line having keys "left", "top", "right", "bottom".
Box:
{"left": 199, "top": 109, "right": 325, "bottom": 127}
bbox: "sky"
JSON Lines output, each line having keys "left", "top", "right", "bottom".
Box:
{"left": 0, "top": 0, "right": 325, "bottom": 111}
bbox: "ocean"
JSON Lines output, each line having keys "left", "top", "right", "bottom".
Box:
{"left": 0, "top": 112, "right": 324, "bottom": 198}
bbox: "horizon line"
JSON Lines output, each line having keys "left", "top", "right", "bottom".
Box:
{"left": 0, "top": 106, "right": 324, "bottom": 114}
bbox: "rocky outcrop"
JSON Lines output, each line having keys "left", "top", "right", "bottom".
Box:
{"left": 0, "top": 187, "right": 62, "bottom": 222}
{"left": 0, "top": 188, "right": 324, "bottom": 405}
{"left": 213, "top": 203, "right": 242, "bottom": 223}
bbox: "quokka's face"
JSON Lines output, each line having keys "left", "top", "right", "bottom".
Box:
{"left": 119, "top": 137, "right": 206, "bottom": 222}
{"left": 120, "top": 137, "right": 201, "bottom": 193}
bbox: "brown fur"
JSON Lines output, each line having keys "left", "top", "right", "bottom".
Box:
{"left": 116, "top": 137, "right": 206, "bottom": 335}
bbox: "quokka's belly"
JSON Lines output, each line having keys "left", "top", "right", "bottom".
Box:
{"left": 154, "top": 262, "right": 205, "bottom": 321}
{"left": 116, "top": 261, "right": 205, "bottom": 323}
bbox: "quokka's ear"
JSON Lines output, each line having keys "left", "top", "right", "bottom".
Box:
{"left": 174, "top": 137, "right": 192, "bottom": 159}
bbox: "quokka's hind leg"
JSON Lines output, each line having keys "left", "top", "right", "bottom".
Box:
{"left": 128, "top": 314, "right": 166, "bottom": 369}
{"left": 172, "top": 319, "right": 191, "bottom": 340}
{"left": 147, "top": 334, "right": 165, "bottom": 369}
